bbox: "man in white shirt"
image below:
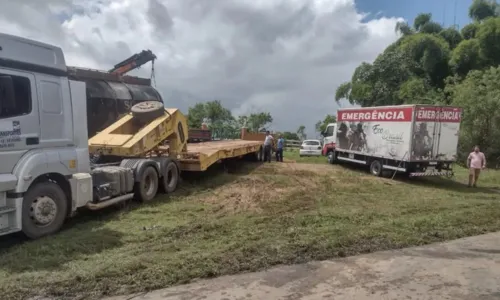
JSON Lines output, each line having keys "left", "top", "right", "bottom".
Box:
{"left": 263, "top": 131, "right": 274, "bottom": 163}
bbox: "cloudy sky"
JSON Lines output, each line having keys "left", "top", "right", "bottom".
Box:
{"left": 0, "top": 0, "right": 427, "bottom": 136}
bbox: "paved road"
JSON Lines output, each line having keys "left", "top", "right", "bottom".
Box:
{"left": 106, "top": 232, "right": 500, "bottom": 300}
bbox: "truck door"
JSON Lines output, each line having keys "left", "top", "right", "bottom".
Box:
{"left": 0, "top": 68, "right": 41, "bottom": 174}
{"left": 36, "top": 74, "right": 73, "bottom": 147}
{"left": 414, "top": 106, "right": 461, "bottom": 161}
{"left": 323, "top": 123, "right": 337, "bottom": 145}
{"left": 433, "top": 106, "right": 461, "bottom": 161}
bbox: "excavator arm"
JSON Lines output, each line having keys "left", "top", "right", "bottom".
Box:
{"left": 108, "top": 50, "right": 157, "bottom": 76}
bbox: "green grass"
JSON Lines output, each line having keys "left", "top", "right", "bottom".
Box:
{"left": 1, "top": 159, "right": 500, "bottom": 299}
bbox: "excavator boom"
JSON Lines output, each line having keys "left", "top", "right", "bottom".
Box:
{"left": 109, "top": 49, "right": 157, "bottom": 76}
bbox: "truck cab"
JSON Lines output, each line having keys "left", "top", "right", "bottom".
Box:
{"left": 321, "top": 123, "right": 337, "bottom": 157}
{"left": 0, "top": 33, "right": 186, "bottom": 240}
{"left": 0, "top": 33, "right": 94, "bottom": 238}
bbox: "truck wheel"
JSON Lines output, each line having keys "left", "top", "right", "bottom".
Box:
{"left": 21, "top": 181, "right": 68, "bottom": 239}
{"left": 131, "top": 101, "right": 164, "bottom": 122}
{"left": 160, "top": 161, "right": 179, "bottom": 193}
{"left": 134, "top": 166, "right": 159, "bottom": 202}
{"left": 370, "top": 160, "right": 383, "bottom": 177}
{"left": 327, "top": 151, "right": 336, "bottom": 164}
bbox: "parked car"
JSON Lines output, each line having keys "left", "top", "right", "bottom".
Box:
{"left": 299, "top": 140, "right": 323, "bottom": 156}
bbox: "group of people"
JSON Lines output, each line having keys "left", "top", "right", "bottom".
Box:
{"left": 263, "top": 131, "right": 285, "bottom": 163}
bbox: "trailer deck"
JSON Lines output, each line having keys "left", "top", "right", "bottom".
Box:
{"left": 180, "top": 140, "right": 262, "bottom": 171}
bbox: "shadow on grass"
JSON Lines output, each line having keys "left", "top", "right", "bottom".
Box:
{"left": 333, "top": 160, "right": 499, "bottom": 194}
{"left": 398, "top": 176, "right": 500, "bottom": 195}
{"left": 0, "top": 227, "right": 124, "bottom": 273}
{"left": 0, "top": 160, "right": 263, "bottom": 252}
{"left": 179, "top": 159, "right": 262, "bottom": 188}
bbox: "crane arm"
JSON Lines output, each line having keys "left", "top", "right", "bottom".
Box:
{"left": 108, "top": 50, "right": 157, "bottom": 76}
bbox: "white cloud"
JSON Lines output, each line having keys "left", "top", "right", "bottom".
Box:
{"left": 0, "top": 0, "right": 402, "bottom": 137}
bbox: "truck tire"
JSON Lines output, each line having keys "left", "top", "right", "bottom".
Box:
{"left": 327, "top": 151, "right": 336, "bottom": 164}
{"left": 21, "top": 181, "right": 68, "bottom": 239}
{"left": 160, "top": 161, "right": 179, "bottom": 193}
{"left": 131, "top": 101, "right": 164, "bottom": 122}
{"left": 370, "top": 160, "right": 383, "bottom": 177}
{"left": 134, "top": 166, "right": 159, "bottom": 202}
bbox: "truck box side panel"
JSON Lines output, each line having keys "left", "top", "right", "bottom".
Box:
{"left": 411, "top": 106, "right": 462, "bottom": 162}
{"left": 336, "top": 106, "right": 414, "bottom": 161}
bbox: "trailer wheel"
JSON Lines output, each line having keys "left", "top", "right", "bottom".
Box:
{"left": 131, "top": 101, "right": 164, "bottom": 122}
{"left": 369, "top": 160, "right": 383, "bottom": 177}
{"left": 160, "top": 161, "right": 179, "bottom": 193}
{"left": 134, "top": 166, "right": 159, "bottom": 202}
{"left": 21, "top": 181, "right": 68, "bottom": 239}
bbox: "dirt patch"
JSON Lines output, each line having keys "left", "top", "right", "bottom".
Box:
{"left": 197, "top": 163, "right": 330, "bottom": 214}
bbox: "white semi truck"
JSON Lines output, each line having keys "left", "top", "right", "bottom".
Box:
{"left": 0, "top": 33, "right": 264, "bottom": 239}
{"left": 328, "top": 105, "right": 463, "bottom": 177}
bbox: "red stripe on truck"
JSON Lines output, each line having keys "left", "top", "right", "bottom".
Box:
{"left": 415, "top": 106, "right": 462, "bottom": 123}
{"left": 338, "top": 107, "right": 413, "bottom": 122}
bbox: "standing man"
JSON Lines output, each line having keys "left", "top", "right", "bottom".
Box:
{"left": 276, "top": 134, "right": 285, "bottom": 162}
{"left": 467, "top": 145, "right": 486, "bottom": 187}
{"left": 263, "top": 131, "right": 274, "bottom": 163}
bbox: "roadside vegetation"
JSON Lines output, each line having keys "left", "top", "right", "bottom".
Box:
{"left": 1, "top": 156, "right": 499, "bottom": 299}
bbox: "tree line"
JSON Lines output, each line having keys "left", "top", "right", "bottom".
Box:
{"left": 187, "top": 100, "right": 336, "bottom": 141}
{"left": 335, "top": 0, "right": 500, "bottom": 163}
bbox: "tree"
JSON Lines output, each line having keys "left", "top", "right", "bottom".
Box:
{"left": 439, "top": 27, "right": 463, "bottom": 49}
{"left": 449, "top": 39, "right": 483, "bottom": 77}
{"left": 187, "top": 100, "right": 233, "bottom": 129}
{"left": 469, "top": 0, "right": 497, "bottom": 22}
{"left": 282, "top": 131, "right": 299, "bottom": 140}
{"left": 237, "top": 115, "right": 248, "bottom": 128}
{"left": 395, "top": 21, "right": 413, "bottom": 36}
{"left": 397, "top": 77, "right": 434, "bottom": 104}
{"left": 398, "top": 33, "right": 450, "bottom": 87}
{"left": 449, "top": 66, "right": 500, "bottom": 162}
{"left": 461, "top": 23, "right": 479, "bottom": 40}
{"left": 335, "top": 82, "right": 352, "bottom": 103}
{"left": 296, "top": 125, "right": 306, "bottom": 140}
{"left": 247, "top": 112, "right": 273, "bottom": 132}
{"left": 476, "top": 17, "right": 500, "bottom": 66}
{"left": 413, "top": 13, "right": 432, "bottom": 31}
{"left": 315, "top": 114, "right": 337, "bottom": 134}
{"left": 419, "top": 21, "right": 443, "bottom": 34}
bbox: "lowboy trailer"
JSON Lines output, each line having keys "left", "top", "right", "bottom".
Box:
{"left": 0, "top": 33, "right": 264, "bottom": 239}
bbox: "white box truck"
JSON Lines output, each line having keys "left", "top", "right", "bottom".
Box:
{"left": 328, "top": 105, "right": 462, "bottom": 177}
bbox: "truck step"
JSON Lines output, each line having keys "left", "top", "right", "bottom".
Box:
{"left": 0, "top": 226, "right": 19, "bottom": 235}
{"left": 409, "top": 171, "right": 453, "bottom": 177}
{"left": 0, "top": 206, "right": 16, "bottom": 215}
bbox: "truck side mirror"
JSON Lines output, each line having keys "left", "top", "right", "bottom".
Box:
{"left": 0, "top": 75, "right": 16, "bottom": 115}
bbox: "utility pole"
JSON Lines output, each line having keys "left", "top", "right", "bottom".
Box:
{"left": 442, "top": 1, "right": 446, "bottom": 27}
{"left": 453, "top": 0, "right": 458, "bottom": 29}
